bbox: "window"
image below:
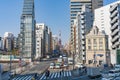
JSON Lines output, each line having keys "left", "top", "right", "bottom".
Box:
{"left": 99, "top": 39, "right": 103, "bottom": 44}
{"left": 93, "top": 39, "right": 97, "bottom": 50}
{"left": 88, "top": 39, "right": 91, "bottom": 44}
{"left": 88, "top": 46, "right": 91, "bottom": 50}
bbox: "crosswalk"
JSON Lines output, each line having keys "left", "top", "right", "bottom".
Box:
{"left": 12, "top": 71, "right": 72, "bottom": 80}
{"left": 12, "top": 73, "right": 35, "bottom": 80}
{"left": 38, "top": 70, "right": 72, "bottom": 80}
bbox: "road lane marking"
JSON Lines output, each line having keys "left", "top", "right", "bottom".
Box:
{"left": 40, "top": 73, "right": 45, "bottom": 80}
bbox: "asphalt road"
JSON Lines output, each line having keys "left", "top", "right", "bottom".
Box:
{"left": 21, "top": 60, "right": 52, "bottom": 74}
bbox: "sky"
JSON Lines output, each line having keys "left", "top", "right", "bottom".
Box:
{"left": 0, "top": 0, "right": 118, "bottom": 44}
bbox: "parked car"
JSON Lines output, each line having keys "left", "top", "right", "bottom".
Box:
{"left": 49, "top": 62, "right": 55, "bottom": 69}
{"left": 55, "top": 63, "right": 61, "bottom": 69}
{"left": 63, "top": 63, "right": 68, "bottom": 67}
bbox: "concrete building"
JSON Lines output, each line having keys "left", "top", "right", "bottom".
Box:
{"left": 110, "top": 3, "right": 120, "bottom": 64}
{"left": 86, "top": 26, "right": 110, "bottom": 66}
{"left": 70, "top": 0, "right": 103, "bottom": 54}
{"left": 19, "top": 0, "right": 36, "bottom": 61}
{"left": 35, "top": 23, "right": 51, "bottom": 59}
{"left": 94, "top": 1, "right": 120, "bottom": 64}
{"left": 52, "top": 35, "right": 59, "bottom": 53}
{"left": 73, "top": 5, "right": 93, "bottom": 64}
{"left": 3, "top": 32, "right": 14, "bottom": 51}
{"left": 13, "top": 37, "right": 19, "bottom": 49}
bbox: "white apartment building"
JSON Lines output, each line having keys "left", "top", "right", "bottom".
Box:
{"left": 35, "top": 23, "right": 51, "bottom": 59}
{"left": 70, "top": 0, "right": 103, "bottom": 54}
{"left": 94, "top": 1, "right": 120, "bottom": 64}
{"left": 74, "top": 5, "right": 93, "bottom": 64}
{"left": 3, "top": 32, "right": 14, "bottom": 51}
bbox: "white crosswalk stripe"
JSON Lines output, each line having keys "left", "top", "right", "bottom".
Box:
{"left": 12, "top": 74, "right": 35, "bottom": 80}
{"left": 39, "top": 71, "right": 72, "bottom": 80}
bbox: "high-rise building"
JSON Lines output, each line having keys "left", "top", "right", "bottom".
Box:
{"left": 3, "top": 32, "right": 14, "bottom": 51}
{"left": 70, "top": 0, "right": 103, "bottom": 56}
{"left": 74, "top": 5, "right": 93, "bottom": 64}
{"left": 19, "top": 0, "right": 36, "bottom": 60}
{"left": 94, "top": 1, "right": 120, "bottom": 64}
{"left": 52, "top": 35, "right": 59, "bottom": 52}
{"left": 35, "top": 23, "right": 51, "bottom": 59}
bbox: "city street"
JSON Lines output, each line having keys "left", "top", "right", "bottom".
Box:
{"left": 21, "top": 60, "right": 52, "bottom": 74}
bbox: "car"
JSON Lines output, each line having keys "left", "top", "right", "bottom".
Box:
{"left": 63, "top": 63, "right": 68, "bottom": 67}
{"left": 49, "top": 63, "right": 55, "bottom": 69}
{"left": 55, "top": 63, "right": 61, "bottom": 69}
{"left": 75, "top": 63, "right": 84, "bottom": 68}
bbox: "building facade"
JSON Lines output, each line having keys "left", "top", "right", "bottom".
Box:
{"left": 3, "top": 32, "right": 14, "bottom": 51}
{"left": 70, "top": 0, "right": 103, "bottom": 55}
{"left": 74, "top": 5, "right": 93, "bottom": 64}
{"left": 86, "top": 26, "right": 109, "bottom": 66}
{"left": 35, "top": 23, "right": 52, "bottom": 59}
{"left": 110, "top": 3, "right": 120, "bottom": 64}
{"left": 19, "top": 0, "right": 36, "bottom": 60}
{"left": 94, "top": 1, "right": 120, "bottom": 64}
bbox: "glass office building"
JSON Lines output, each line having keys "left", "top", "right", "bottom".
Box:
{"left": 19, "top": 0, "right": 36, "bottom": 60}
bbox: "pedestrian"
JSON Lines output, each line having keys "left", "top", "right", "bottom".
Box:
{"left": 85, "top": 67, "right": 87, "bottom": 74}
{"left": 45, "top": 69, "right": 50, "bottom": 79}
{"left": 34, "top": 73, "right": 37, "bottom": 79}
{"left": 60, "top": 70, "right": 61, "bottom": 76}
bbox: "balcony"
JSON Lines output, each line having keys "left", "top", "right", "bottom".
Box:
{"left": 111, "top": 29, "right": 119, "bottom": 36}
{"left": 81, "top": 16, "right": 84, "bottom": 20}
{"left": 111, "top": 35, "right": 119, "bottom": 42}
{"left": 110, "top": 4, "right": 117, "bottom": 12}
{"left": 111, "top": 15, "right": 118, "bottom": 24}
{"left": 82, "top": 41, "right": 85, "bottom": 44}
{"left": 81, "top": 12, "right": 85, "bottom": 15}
{"left": 81, "top": 20, "right": 85, "bottom": 24}
{"left": 81, "top": 25, "right": 85, "bottom": 29}
{"left": 82, "top": 57, "right": 85, "bottom": 60}
{"left": 82, "top": 35, "right": 85, "bottom": 39}
{"left": 110, "top": 10, "right": 118, "bottom": 18}
{"left": 115, "top": 41, "right": 119, "bottom": 47}
{"left": 111, "top": 21, "right": 118, "bottom": 30}
{"left": 81, "top": 30, "right": 85, "bottom": 34}
{"left": 82, "top": 46, "right": 85, "bottom": 50}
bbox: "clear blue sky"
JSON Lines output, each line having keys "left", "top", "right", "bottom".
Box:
{"left": 0, "top": 0, "right": 117, "bottom": 44}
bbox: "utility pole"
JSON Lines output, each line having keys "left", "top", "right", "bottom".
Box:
{"left": 73, "top": 52, "right": 74, "bottom": 70}
{"left": 10, "top": 51, "right": 12, "bottom": 73}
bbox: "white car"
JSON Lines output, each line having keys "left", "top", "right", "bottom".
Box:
{"left": 63, "top": 63, "right": 68, "bottom": 67}
{"left": 55, "top": 63, "right": 61, "bottom": 69}
{"left": 75, "top": 63, "right": 84, "bottom": 68}
{"left": 49, "top": 63, "right": 55, "bottom": 69}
